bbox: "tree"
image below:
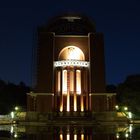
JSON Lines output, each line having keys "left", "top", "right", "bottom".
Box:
{"left": 117, "top": 74, "right": 140, "bottom": 116}
{"left": 0, "top": 80, "right": 30, "bottom": 114}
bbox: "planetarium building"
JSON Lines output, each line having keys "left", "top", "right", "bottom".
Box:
{"left": 27, "top": 14, "right": 116, "bottom": 119}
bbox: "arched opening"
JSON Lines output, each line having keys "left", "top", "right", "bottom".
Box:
{"left": 55, "top": 46, "right": 88, "bottom": 113}
{"left": 58, "top": 46, "right": 85, "bottom": 61}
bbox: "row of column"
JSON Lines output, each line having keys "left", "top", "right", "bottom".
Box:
{"left": 54, "top": 67, "right": 89, "bottom": 112}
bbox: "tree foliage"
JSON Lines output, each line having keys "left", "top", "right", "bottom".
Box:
{"left": 106, "top": 74, "right": 140, "bottom": 116}
{"left": 116, "top": 74, "right": 140, "bottom": 116}
{"left": 0, "top": 80, "right": 30, "bottom": 114}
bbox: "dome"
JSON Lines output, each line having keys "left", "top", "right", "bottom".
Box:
{"left": 39, "top": 14, "right": 96, "bottom": 35}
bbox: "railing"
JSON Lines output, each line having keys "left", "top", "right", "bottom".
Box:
{"left": 54, "top": 60, "right": 89, "bottom": 67}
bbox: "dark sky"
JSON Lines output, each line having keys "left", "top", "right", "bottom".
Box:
{"left": 0, "top": 0, "right": 140, "bottom": 86}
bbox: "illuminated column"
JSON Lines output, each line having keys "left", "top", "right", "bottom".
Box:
{"left": 81, "top": 68, "right": 85, "bottom": 112}
{"left": 67, "top": 69, "right": 70, "bottom": 112}
{"left": 74, "top": 134, "right": 77, "bottom": 140}
{"left": 60, "top": 134, "right": 63, "bottom": 140}
{"left": 67, "top": 133, "right": 70, "bottom": 140}
{"left": 63, "top": 70, "right": 67, "bottom": 94}
{"left": 74, "top": 69, "right": 77, "bottom": 111}
{"left": 76, "top": 70, "right": 81, "bottom": 95}
{"left": 60, "top": 69, "right": 67, "bottom": 112}
{"left": 76, "top": 69, "right": 84, "bottom": 112}
{"left": 81, "top": 94, "right": 84, "bottom": 112}
{"left": 81, "top": 134, "right": 84, "bottom": 140}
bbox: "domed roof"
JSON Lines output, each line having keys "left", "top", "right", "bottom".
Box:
{"left": 39, "top": 14, "right": 96, "bottom": 35}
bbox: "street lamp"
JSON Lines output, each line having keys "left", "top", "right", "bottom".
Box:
{"left": 15, "top": 106, "right": 19, "bottom": 111}
{"left": 124, "top": 107, "right": 128, "bottom": 111}
{"left": 115, "top": 105, "right": 119, "bottom": 110}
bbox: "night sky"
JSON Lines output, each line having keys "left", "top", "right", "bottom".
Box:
{"left": 0, "top": 0, "right": 140, "bottom": 86}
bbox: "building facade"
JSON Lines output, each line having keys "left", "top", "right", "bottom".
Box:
{"left": 27, "top": 14, "right": 116, "bottom": 116}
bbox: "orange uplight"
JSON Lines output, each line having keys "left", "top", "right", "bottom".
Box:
{"left": 81, "top": 96, "right": 84, "bottom": 112}
{"left": 74, "top": 94, "right": 77, "bottom": 111}
{"left": 60, "top": 104, "right": 63, "bottom": 112}
{"left": 76, "top": 70, "right": 81, "bottom": 95}
{"left": 67, "top": 134, "right": 70, "bottom": 140}
{"left": 81, "top": 134, "right": 84, "bottom": 140}
{"left": 67, "top": 91, "right": 70, "bottom": 112}
{"left": 60, "top": 134, "right": 63, "bottom": 140}
{"left": 62, "top": 70, "right": 67, "bottom": 95}
{"left": 74, "top": 134, "right": 77, "bottom": 140}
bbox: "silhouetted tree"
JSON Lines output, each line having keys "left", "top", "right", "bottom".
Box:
{"left": 106, "top": 84, "right": 117, "bottom": 93}
{"left": 117, "top": 74, "right": 140, "bottom": 116}
{"left": 0, "top": 80, "right": 30, "bottom": 114}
